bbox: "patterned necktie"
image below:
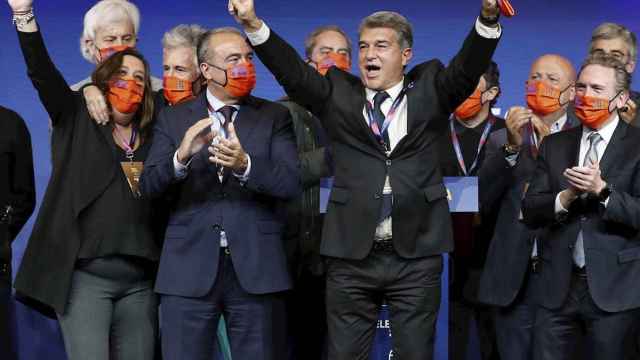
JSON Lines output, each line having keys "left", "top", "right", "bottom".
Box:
{"left": 216, "top": 106, "right": 237, "bottom": 179}
{"left": 372, "top": 91, "right": 390, "bottom": 149}
{"left": 573, "top": 132, "right": 603, "bottom": 268}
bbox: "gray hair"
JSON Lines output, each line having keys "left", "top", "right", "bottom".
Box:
{"left": 590, "top": 22, "right": 637, "bottom": 64}
{"left": 359, "top": 11, "right": 413, "bottom": 50}
{"left": 197, "top": 27, "right": 245, "bottom": 65}
{"left": 80, "top": 0, "right": 140, "bottom": 63}
{"left": 304, "top": 25, "right": 352, "bottom": 59}
{"left": 580, "top": 53, "right": 632, "bottom": 94}
{"left": 162, "top": 24, "right": 207, "bottom": 72}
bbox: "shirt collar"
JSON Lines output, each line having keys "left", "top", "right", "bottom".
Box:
{"left": 365, "top": 77, "right": 405, "bottom": 103}
{"left": 581, "top": 114, "right": 619, "bottom": 144}
{"left": 206, "top": 88, "right": 240, "bottom": 112}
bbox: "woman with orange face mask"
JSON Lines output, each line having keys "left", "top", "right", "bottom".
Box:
{"left": 9, "top": 1, "right": 160, "bottom": 359}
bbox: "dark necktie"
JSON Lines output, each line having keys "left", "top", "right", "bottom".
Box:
{"left": 216, "top": 106, "right": 237, "bottom": 179}
{"left": 372, "top": 91, "right": 390, "bottom": 150}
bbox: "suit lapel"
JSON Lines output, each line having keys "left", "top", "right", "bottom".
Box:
{"left": 599, "top": 121, "right": 628, "bottom": 178}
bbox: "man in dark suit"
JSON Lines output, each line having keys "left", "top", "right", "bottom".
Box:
{"left": 228, "top": 0, "right": 502, "bottom": 358}
{"left": 523, "top": 54, "right": 640, "bottom": 360}
{"left": 139, "top": 27, "right": 301, "bottom": 360}
{"left": 0, "top": 105, "right": 36, "bottom": 360}
{"left": 437, "top": 61, "right": 504, "bottom": 360}
{"left": 477, "top": 54, "right": 578, "bottom": 360}
{"left": 588, "top": 23, "right": 638, "bottom": 125}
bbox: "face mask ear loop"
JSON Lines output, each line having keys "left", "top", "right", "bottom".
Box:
{"left": 206, "top": 62, "right": 229, "bottom": 87}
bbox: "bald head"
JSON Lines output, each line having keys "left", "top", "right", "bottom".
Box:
{"left": 529, "top": 54, "right": 577, "bottom": 89}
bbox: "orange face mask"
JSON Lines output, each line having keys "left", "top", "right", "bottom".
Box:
{"left": 163, "top": 76, "right": 195, "bottom": 106}
{"left": 314, "top": 52, "right": 351, "bottom": 76}
{"left": 526, "top": 81, "right": 570, "bottom": 116}
{"left": 210, "top": 62, "right": 256, "bottom": 98}
{"left": 98, "top": 45, "right": 132, "bottom": 63}
{"left": 108, "top": 78, "right": 144, "bottom": 114}
{"left": 574, "top": 93, "right": 619, "bottom": 129}
{"left": 455, "top": 88, "right": 486, "bottom": 120}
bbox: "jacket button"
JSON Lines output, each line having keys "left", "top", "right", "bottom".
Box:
{"left": 374, "top": 193, "right": 381, "bottom": 199}
{"left": 386, "top": 160, "right": 392, "bottom": 166}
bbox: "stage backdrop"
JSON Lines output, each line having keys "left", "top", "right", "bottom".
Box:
{"left": 1, "top": 0, "right": 638, "bottom": 359}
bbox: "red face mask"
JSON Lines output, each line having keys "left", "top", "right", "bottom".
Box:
{"left": 313, "top": 52, "right": 351, "bottom": 76}
{"left": 210, "top": 62, "right": 256, "bottom": 98}
{"left": 526, "top": 81, "right": 570, "bottom": 116}
{"left": 163, "top": 76, "right": 195, "bottom": 106}
{"left": 574, "top": 93, "right": 619, "bottom": 129}
{"left": 454, "top": 88, "right": 486, "bottom": 120}
{"left": 98, "top": 45, "right": 132, "bottom": 63}
{"left": 108, "top": 78, "right": 144, "bottom": 114}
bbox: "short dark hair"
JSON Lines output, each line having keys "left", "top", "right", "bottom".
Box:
{"left": 359, "top": 11, "right": 413, "bottom": 49}
{"left": 91, "top": 48, "right": 155, "bottom": 136}
{"left": 304, "top": 25, "right": 352, "bottom": 59}
{"left": 197, "top": 27, "right": 244, "bottom": 65}
{"left": 483, "top": 61, "right": 500, "bottom": 106}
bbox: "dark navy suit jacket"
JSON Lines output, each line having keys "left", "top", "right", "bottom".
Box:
{"left": 140, "top": 92, "right": 301, "bottom": 297}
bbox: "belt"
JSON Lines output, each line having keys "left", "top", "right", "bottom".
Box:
{"left": 371, "top": 239, "right": 394, "bottom": 253}
{"left": 572, "top": 264, "right": 587, "bottom": 276}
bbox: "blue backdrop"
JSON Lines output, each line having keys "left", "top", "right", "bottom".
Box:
{"left": 1, "top": 0, "right": 639, "bottom": 359}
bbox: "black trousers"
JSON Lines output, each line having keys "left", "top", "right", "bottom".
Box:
{"left": 0, "top": 280, "right": 16, "bottom": 360}
{"left": 533, "top": 272, "right": 640, "bottom": 360}
{"left": 284, "top": 268, "right": 327, "bottom": 360}
{"left": 325, "top": 249, "right": 442, "bottom": 360}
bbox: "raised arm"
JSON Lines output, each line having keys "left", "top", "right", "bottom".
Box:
{"left": 228, "top": 0, "right": 332, "bottom": 114}
{"left": 9, "top": 0, "right": 76, "bottom": 126}
{"left": 435, "top": 0, "right": 501, "bottom": 114}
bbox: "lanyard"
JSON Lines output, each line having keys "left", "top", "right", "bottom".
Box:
{"left": 113, "top": 125, "right": 137, "bottom": 160}
{"left": 449, "top": 116, "right": 495, "bottom": 176}
{"left": 365, "top": 82, "right": 413, "bottom": 151}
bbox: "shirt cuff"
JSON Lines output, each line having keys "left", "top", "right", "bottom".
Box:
{"left": 505, "top": 152, "right": 519, "bottom": 167}
{"left": 555, "top": 192, "right": 569, "bottom": 216}
{"left": 246, "top": 22, "right": 270, "bottom": 46}
{"left": 602, "top": 197, "right": 610, "bottom": 208}
{"left": 475, "top": 17, "right": 502, "bottom": 39}
{"left": 173, "top": 151, "right": 190, "bottom": 179}
{"left": 233, "top": 154, "right": 251, "bottom": 182}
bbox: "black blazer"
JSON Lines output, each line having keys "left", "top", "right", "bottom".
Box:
{"left": 13, "top": 30, "right": 152, "bottom": 315}
{"left": 253, "top": 26, "right": 500, "bottom": 259}
{"left": 523, "top": 120, "right": 640, "bottom": 312}
{"left": 0, "top": 106, "right": 35, "bottom": 283}
{"left": 477, "top": 115, "right": 579, "bottom": 307}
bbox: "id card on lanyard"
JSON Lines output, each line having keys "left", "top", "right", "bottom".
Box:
{"left": 114, "top": 126, "right": 143, "bottom": 198}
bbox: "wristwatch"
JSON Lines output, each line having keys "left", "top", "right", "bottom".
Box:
{"left": 597, "top": 182, "right": 613, "bottom": 202}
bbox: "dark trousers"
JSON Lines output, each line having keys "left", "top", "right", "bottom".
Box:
{"left": 161, "top": 249, "right": 286, "bottom": 360}
{"left": 285, "top": 268, "right": 327, "bottom": 360}
{"left": 325, "top": 249, "right": 442, "bottom": 360}
{"left": 494, "top": 268, "right": 538, "bottom": 360}
{"left": 57, "top": 256, "right": 158, "bottom": 360}
{"left": 0, "top": 280, "right": 16, "bottom": 360}
{"left": 533, "top": 272, "right": 640, "bottom": 360}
